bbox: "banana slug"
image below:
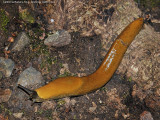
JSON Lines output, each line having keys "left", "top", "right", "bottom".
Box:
{"left": 18, "top": 18, "right": 144, "bottom": 102}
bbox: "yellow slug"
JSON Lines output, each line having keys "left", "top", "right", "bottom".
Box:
{"left": 18, "top": 18, "right": 144, "bottom": 102}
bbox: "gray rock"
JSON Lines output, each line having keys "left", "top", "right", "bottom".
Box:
{"left": 17, "top": 67, "right": 44, "bottom": 89}
{"left": 140, "top": 111, "right": 154, "bottom": 120}
{"left": 44, "top": 30, "right": 71, "bottom": 47}
{"left": 0, "top": 57, "right": 15, "bottom": 77}
{"left": 0, "top": 89, "right": 12, "bottom": 103}
{"left": 11, "top": 32, "right": 30, "bottom": 51}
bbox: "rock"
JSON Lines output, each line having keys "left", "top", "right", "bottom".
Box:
{"left": 140, "top": 111, "right": 153, "bottom": 120}
{"left": 70, "top": 99, "right": 76, "bottom": 106}
{"left": 0, "top": 89, "right": 12, "bottom": 103}
{"left": 122, "top": 113, "right": 130, "bottom": 119}
{"left": 17, "top": 67, "right": 44, "bottom": 88}
{"left": 0, "top": 57, "right": 15, "bottom": 77}
{"left": 89, "top": 106, "right": 97, "bottom": 113}
{"left": 89, "top": 102, "right": 97, "bottom": 113}
{"left": 11, "top": 32, "right": 30, "bottom": 52}
{"left": 44, "top": 30, "right": 71, "bottom": 47}
{"left": 13, "top": 112, "right": 23, "bottom": 119}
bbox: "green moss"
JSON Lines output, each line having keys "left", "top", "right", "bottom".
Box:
{"left": 39, "top": 55, "right": 57, "bottom": 71}
{"left": 0, "top": 9, "right": 9, "bottom": 32}
{"left": 100, "top": 86, "right": 106, "bottom": 92}
{"left": 0, "top": 103, "right": 12, "bottom": 116}
{"left": 73, "top": 115, "right": 77, "bottom": 120}
{"left": 19, "top": 9, "right": 35, "bottom": 23}
{"left": 59, "top": 63, "right": 63, "bottom": 68}
{"left": 28, "top": 28, "right": 58, "bottom": 72}
{"left": 44, "top": 110, "right": 53, "bottom": 120}
{"left": 37, "top": 109, "right": 53, "bottom": 120}
{"left": 58, "top": 71, "right": 71, "bottom": 78}
{"left": 122, "top": 92, "right": 130, "bottom": 99}
{"left": 37, "top": 109, "right": 43, "bottom": 115}
{"left": 57, "top": 99, "right": 66, "bottom": 106}
{"left": 134, "top": 0, "right": 160, "bottom": 8}
{"left": 128, "top": 77, "right": 132, "bottom": 82}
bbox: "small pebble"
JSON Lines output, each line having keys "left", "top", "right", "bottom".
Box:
{"left": 140, "top": 111, "right": 153, "bottom": 120}
{"left": 13, "top": 113, "right": 23, "bottom": 119}
{"left": 44, "top": 30, "right": 71, "bottom": 47}
{"left": 50, "top": 19, "right": 54, "bottom": 23}
{"left": 0, "top": 57, "right": 15, "bottom": 77}
{"left": 89, "top": 102, "right": 97, "bottom": 113}
{"left": 0, "top": 89, "right": 12, "bottom": 103}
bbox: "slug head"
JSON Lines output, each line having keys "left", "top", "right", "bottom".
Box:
{"left": 17, "top": 84, "right": 44, "bottom": 103}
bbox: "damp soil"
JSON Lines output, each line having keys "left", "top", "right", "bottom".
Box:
{"left": 0, "top": 1, "right": 160, "bottom": 120}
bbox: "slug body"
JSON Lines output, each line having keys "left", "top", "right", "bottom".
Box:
{"left": 18, "top": 18, "right": 144, "bottom": 102}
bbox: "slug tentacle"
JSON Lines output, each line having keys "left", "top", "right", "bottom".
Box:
{"left": 18, "top": 84, "right": 41, "bottom": 102}
{"left": 18, "top": 18, "right": 144, "bottom": 102}
{"left": 18, "top": 84, "right": 34, "bottom": 96}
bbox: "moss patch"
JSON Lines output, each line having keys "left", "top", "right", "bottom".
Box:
{"left": 19, "top": 8, "right": 35, "bottom": 23}
{"left": 0, "top": 9, "right": 9, "bottom": 32}
{"left": 135, "top": 0, "right": 160, "bottom": 8}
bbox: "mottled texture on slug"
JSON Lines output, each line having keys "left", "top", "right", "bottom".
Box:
{"left": 18, "top": 18, "right": 144, "bottom": 102}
